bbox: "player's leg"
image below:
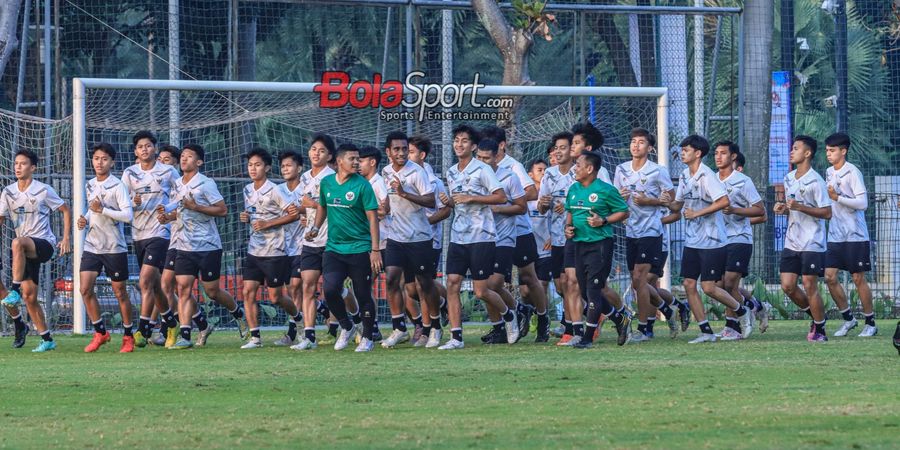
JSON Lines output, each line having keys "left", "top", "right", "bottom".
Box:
{"left": 442, "top": 273, "right": 464, "bottom": 349}
{"left": 802, "top": 264, "right": 827, "bottom": 342}
{"left": 347, "top": 252, "right": 377, "bottom": 352}
{"left": 383, "top": 240, "right": 410, "bottom": 342}
{"left": 241, "top": 277, "right": 262, "bottom": 348}
{"left": 79, "top": 265, "right": 110, "bottom": 352}
{"left": 172, "top": 272, "right": 198, "bottom": 349}
{"left": 322, "top": 252, "right": 355, "bottom": 350}
{"left": 681, "top": 248, "right": 715, "bottom": 343}
{"left": 1, "top": 279, "right": 28, "bottom": 349}
{"left": 576, "top": 239, "right": 629, "bottom": 348}
{"left": 111, "top": 279, "right": 134, "bottom": 352}
{"left": 851, "top": 271, "right": 876, "bottom": 336}
{"left": 21, "top": 280, "right": 54, "bottom": 351}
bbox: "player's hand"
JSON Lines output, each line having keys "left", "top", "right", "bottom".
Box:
{"left": 452, "top": 193, "right": 472, "bottom": 205}
{"left": 377, "top": 201, "right": 388, "bottom": 220}
{"left": 658, "top": 191, "right": 672, "bottom": 204}
{"left": 564, "top": 224, "right": 575, "bottom": 239}
{"left": 587, "top": 212, "right": 605, "bottom": 227}
{"left": 786, "top": 199, "right": 800, "bottom": 211}
{"left": 632, "top": 192, "right": 655, "bottom": 206}
{"left": 57, "top": 237, "right": 71, "bottom": 256}
{"left": 553, "top": 201, "right": 565, "bottom": 214}
{"left": 390, "top": 176, "right": 404, "bottom": 196}
{"left": 683, "top": 208, "right": 698, "bottom": 220}
{"left": 132, "top": 193, "right": 142, "bottom": 207}
{"left": 286, "top": 204, "right": 300, "bottom": 218}
{"left": 773, "top": 202, "right": 787, "bottom": 215}
{"left": 300, "top": 216, "right": 308, "bottom": 227}
{"left": 251, "top": 219, "right": 269, "bottom": 232}
{"left": 156, "top": 212, "right": 169, "bottom": 224}
{"left": 723, "top": 205, "right": 734, "bottom": 215}
{"left": 543, "top": 240, "right": 552, "bottom": 251}
{"left": 305, "top": 227, "right": 319, "bottom": 240}
{"left": 182, "top": 194, "right": 197, "bottom": 211}
{"left": 370, "top": 250, "right": 383, "bottom": 273}
{"left": 618, "top": 187, "right": 631, "bottom": 200}
{"left": 89, "top": 198, "right": 103, "bottom": 214}
{"left": 827, "top": 185, "right": 839, "bottom": 201}
{"left": 300, "top": 195, "right": 318, "bottom": 209}
{"left": 77, "top": 215, "right": 87, "bottom": 230}
{"left": 239, "top": 211, "right": 251, "bottom": 223}
{"left": 439, "top": 192, "right": 453, "bottom": 207}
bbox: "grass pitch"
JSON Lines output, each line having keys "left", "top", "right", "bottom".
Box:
{"left": 0, "top": 321, "right": 897, "bottom": 449}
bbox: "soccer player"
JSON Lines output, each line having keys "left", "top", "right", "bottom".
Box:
{"left": 774, "top": 136, "right": 831, "bottom": 342}
{"left": 305, "top": 143, "right": 382, "bottom": 352}
{"left": 714, "top": 141, "right": 766, "bottom": 340}
{"left": 380, "top": 131, "right": 440, "bottom": 349}
{"left": 357, "top": 145, "right": 390, "bottom": 342}
{"left": 158, "top": 145, "right": 180, "bottom": 166}
{"left": 121, "top": 131, "right": 181, "bottom": 347}
{"left": 526, "top": 158, "right": 553, "bottom": 342}
{"left": 563, "top": 151, "right": 630, "bottom": 349}
{"left": 239, "top": 147, "right": 303, "bottom": 349}
{"left": 0, "top": 149, "right": 71, "bottom": 352}
{"left": 475, "top": 138, "right": 527, "bottom": 345}
{"left": 613, "top": 128, "right": 678, "bottom": 341}
{"left": 77, "top": 143, "right": 135, "bottom": 353}
{"left": 668, "top": 135, "right": 753, "bottom": 343}
{"left": 732, "top": 152, "right": 771, "bottom": 331}
{"left": 441, "top": 124, "right": 517, "bottom": 349}
{"left": 293, "top": 134, "right": 336, "bottom": 350}
{"left": 164, "top": 144, "right": 245, "bottom": 349}
{"left": 822, "top": 133, "right": 877, "bottom": 337}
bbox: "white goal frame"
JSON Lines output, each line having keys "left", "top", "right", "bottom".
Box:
{"left": 71, "top": 78, "right": 669, "bottom": 334}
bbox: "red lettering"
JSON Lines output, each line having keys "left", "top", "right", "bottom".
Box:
{"left": 315, "top": 71, "right": 404, "bottom": 109}
{"left": 314, "top": 71, "right": 350, "bottom": 108}
{"left": 381, "top": 80, "right": 403, "bottom": 108}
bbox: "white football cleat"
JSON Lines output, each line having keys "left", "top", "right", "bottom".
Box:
{"left": 334, "top": 325, "right": 357, "bottom": 351}
{"left": 688, "top": 333, "right": 718, "bottom": 344}
{"left": 834, "top": 318, "right": 858, "bottom": 337}
{"left": 437, "top": 338, "right": 464, "bottom": 350}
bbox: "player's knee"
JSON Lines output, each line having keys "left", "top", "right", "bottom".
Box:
{"left": 781, "top": 280, "right": 796, "bottom": 295}
{"left": 851, "top": 272, "right": 867, "bottom": 286}
{"left": 700, "top": 282, "right": 718, "bottom": 296}
{"left": 79, "top": 285, "right": 93, "bottom": 299}
{"left": 824, "top": 271, "right": 839, "bottom": 286}
{"left": 682, "top": 279, "right": 697, "bottom": 291}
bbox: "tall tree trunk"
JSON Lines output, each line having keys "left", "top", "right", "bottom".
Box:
{"left": 636, "top": 0, "right": 657, "bottom": 87}
{"left": 741, "top": 0, "right": 773, "bottom": 188}
{"left": 0, "top": 0, "right": 22, "bottom": 82}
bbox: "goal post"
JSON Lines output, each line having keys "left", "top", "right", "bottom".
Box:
{"left": 71, "top": 77, "right": 669, "bottom": 334}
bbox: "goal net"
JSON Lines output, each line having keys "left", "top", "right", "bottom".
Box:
{"left": 61, "top": 80, "right": 667, "bottom": 334}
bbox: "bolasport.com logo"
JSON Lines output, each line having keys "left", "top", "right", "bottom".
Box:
{"left": 312, "top": 71, "right": 512, "bottom": 122}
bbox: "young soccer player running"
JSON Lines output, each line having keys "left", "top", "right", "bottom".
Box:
{"left": 304, "top": 143, "right": 382, "bottom": 352}
{"left": 356, "top": 145, "right": 390, "bottom": 343}
{"left": 732, "top": 153, "right": 772, "bottom": 331}
{"left": 774, "top": 136, "right": 831, "bottom": 342}
{"left": 714, "top": 141, "right": 766, "bottom": 340}
{"left": 526, "top": 158, "right": 553, "bottom": 342}
{"left": 77, "top": 143, "right": 135, "bottom": 353}
{"left": 564, "top": 151, "right": 630, "bottom": 349}
{"left": 0, "top": 149, "right": 71, "bottom": 352}
{"left": 668, "top": 135, "right": 753, "bottom": 343}
{"left": 240, "top": 147, "right": 303, "bottom": 349}
{"left": 440, "top": 125, "right": 516, "bottom": 350}
{"left": 822, "top": 133, "right": 877, "bottom": 337}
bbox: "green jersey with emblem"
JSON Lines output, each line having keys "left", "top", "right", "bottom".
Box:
{"left": 564, "top": 179, "right": 628, "bottom": 242}
{"left": 319, "top": 173, "right": 379, "bottom": 254}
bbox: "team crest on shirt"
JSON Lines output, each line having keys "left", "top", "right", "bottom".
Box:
{"left": 345, "top": 191, "right": 355, "bottom": 201}
{"left": 589, "top": 193, "right": 598, "bottom": 203}
{"left": 29, "top": 197, "right": 36, "bottom": 205}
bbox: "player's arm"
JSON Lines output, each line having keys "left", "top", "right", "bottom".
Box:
{"left": 188, "top": 199, "right": 227, "bottom": 217}
{"left": 537, "top": 176, "right": 552, "bottom": 214}
{"left": 428, "top": 204, "right": 452, "bottom": 224}
{"left": 523, "top": 184, "right": 538, "bottom": 202}
{"left": 727, "top": 200, "right": 766, "bottom": 218}
{"left": 492, "top": 194, "right": 527, "bottom": 216}
{"left": 662, "top": 210, "right": 681, "bottom": 224}
{"left": 788, "top": 201, "right": 831, "bottom": 219}
{"left": 393, "top": 176, "right": 436, "bottom": 208}
{"left": 453, "top": 188, "right": 506, "bottom": 206}
{"left": 57, "top": 203, "right": 72, "bottom": 255}
{"left": 684, "top": 195, "right": 729, "bottom": 220}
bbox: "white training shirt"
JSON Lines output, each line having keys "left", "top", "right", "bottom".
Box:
{"left": 674, "top": 164, "right": 728, "bottom": 249}
{"left": 493, "top": 166, "right": 526, "bottom": 248}
{"left": 168, "top": 173, "right": 225, "bottom": 252}
{"left": 427, "top": 173, "right": 448, "bottom": 250}
{"left": 278, "top": 181, "right": 305, "bottom": 257}
{"left": 528, "top": 199, "right": 552, "bottom": 259}
{"left": 368, "top": 173, "right": 390, "bottom": 250}
{"left": 243, "top": 179, "right": 292, "bottom": 257}
{"left": 382, "top": 160, "right": 433, "bottom": 243}
{"left": 121, "top": 162, "right": 179, "bottom": 242}
{"left": 498, "top": 154, "right": 535, "bottom": 237}
{"left": 0, "top": 180, "right": 64, "bottom": 246}
{"left": 783, "top": 168, "right": 831, "bottom": 252}
{"left": 538, "top": 165, "right": 574, "bottom": 247}
{"left": 613, "top": 159, "right": 674, "bottom": 239}
{"left": 84, "top": 175, "right": 133, "bottom": 254}
{"left": 826, "top": 161, "right": 869, "bottom": 243}
{"left": 720, "top": 170, "right": 763, "bottom": 245}
{"left": 446, "top": 158, "right": 503, "bottom": 245}
{"left": 299, "top": 166, "right": 335, "bottom": 248}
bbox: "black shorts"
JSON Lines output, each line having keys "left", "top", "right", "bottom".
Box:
{"left": 446, "top": 242, "right": 495, "bottom": 281}
{"left": 626, "top": 236, "right": 663, "bottom": 271}
{"left": 384, "top": 239, "right": 437, "bottom": 280}
{"left": 681, "top": 246, "right": 727, "bottom": 282}
{"left": 563, "top": 239, "right": 577, "bottom": 269}
{"left": 290, "top": 254, "right": 303, "bottom": 279}
{"left": 651, "top": 251, "right": 668, "bottom": 278}
{"left": 574, "top": 238, "right": 614, "bottom": 291}
{"left": 80, "top": 251, "right": 129, "bottom": 282}
{"left": 174, "top": 249, "right": 223, "bottom": 282}
{"left": 23, "top": 238, "right": 54, "bottom": 284}
{"left": 134, "top": 237, "right": 169, "bottom": 271}
{"left": 493, "top": 245, "right": 515, "bottom": 283}
{"left": 780, "top": 249, "right": 825, "bottom": 277}
{"left": 243, "top": 254, "right": 289, "bottom": 287}
{"left": 725, "top": 243, "right": 753, "bottom": 276}
{"left": 432, "top": 248, "right": 443, "bottom": 274}
{"left": 534, "top": 256, "right": 553, "bottom": 282}
{"left": 550, "top": 246, "right": 565, "bottom": 279}
{"left": 163, "top": 248, "right": 178, "bottom": 272}
{"left": 299, "top": 245, "right": 325, "bottom": 272}
{"left": 513, "top": 233, "right": 539, "bottom": 268}
{"left": 826, "top": 241, "right": 871, "bottom": 273}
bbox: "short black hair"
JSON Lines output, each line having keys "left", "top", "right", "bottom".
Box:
{"left": 477, "top": 138, "right": 499, "bottom": 155}
{"left": 311, "top": 133, "right": 336, "bottom": 154}
{"left": 91, "top": 142, "right": 116, "bottom": 160}
{"left": 571, "top": 122, "right": 604, "bottom": 150}
{"left": 793, "top": 135, "right": 818, "bottom": 158}
{"left": 182, "top": 143, "right": 205, "bottom": 161}
{"left": 132, "top": 130, "right": 157, "bottom": 147}
{"left": 358, "top": 145, "right": 382, "bottom": 165}
{"left": 480, "top": 125, "right": 507, "bottom": 144}
{"left": 243, "top": 146, "right": 273, "bottom": 166}
{"left": 278, "top": 150, "right": 304, "bottom": 167}
{"left": 159, "top": 144, "right": 180, "bottom": 160}
{"left": 631, "top": 128, "right": 656, "bottom": 148}
{"left": 409, "top": 135, "right": 432, "bottom": 156}
{"left": 384, "top": 131, "right": 408, "bottom": 150}
{"left": 452, "top": 124, "right": 480, "bottom": 144}
{"left": 527, "top": 158, "right": 547, "bottom": 173}
{"left": 551, "top": 131, "right": 573, "bottom": 146}
{"left": 713, "top": 140, "right": 740, "bottom": 156}
{"left": 546, "top": 141, "right": 555, "bottom": 155}
{"left": 824, "top": 132, "right": 851, "bottom": 151}
{"left": 335, "top": 143, "right": 359, "bottom": 160}
{"left": 734, "top": 152, "right": 746, "bottom": 169}
{"left": 15, "top": 149, "right": 38, "bottom": 166}
{"left": 580, "top": 151, "right": 603, "bottom": 173}
{"left": 679, "top": 134, "right": 711, "bottom": 158}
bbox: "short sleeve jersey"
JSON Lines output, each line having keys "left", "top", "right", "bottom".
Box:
{"left": 367, "top": 173, "right": 390, "bottom": 250}
{"left": 170, "top": 173, "right": 225, "bottom": 252}
{"left": 499, "top": 154, "right": 535, "bottom": 236}
{"left": 538, "top": 165, "right": 575, "bottom": 247}
{"left": 565, "top": 178, "right": 628, "bottom": 242}
{"left": 299, "top": 166, "right": 335, "bottom": 248}
{"left": 427, "top": 174, "right": 448, "bottom": 250}
{"left": 674, "top": 164, "right": 728, "bottom": 249}
{"left": 278, "top": 182, "right": 304, "bottom": 257}
{"left": 84, "top": 175, "right": 132, "bottom": 254}
{"left": 445, "top": 159, "right": 503, "bottom": 245}
{"left": 319, "top": 173, "right": 379, "bottom": 254}
{"left": 121, "top": 162, "right": 179, "bottom": 241}
{"left": 528, "top": 199, "right": 552, "bottom": 258}
{"left": 784, "top": 168, "right": 831, "bottom": 252}
{"left": 0, "top": 180, "right": 64, "bottom": 246}
{"left": 826, "top": 162, "right": 869, "bottom": 243}
{"left": 613, "top": 160, "right": 674, "bottom": 239}
{"left": 243, "top": 179, "right": 292, "bottom": 257}
{"left": 493, "top": 167, "right": 526, "bottom": 248}
{"left": 720, "top": 170, "right": 763, "bottom": 245}
{"left": 382, "top": 161, "right": 433, "bottom": 243}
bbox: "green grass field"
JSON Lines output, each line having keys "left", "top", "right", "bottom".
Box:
{"left": 1, "top": 321, "right": 897, "bottom": 449}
